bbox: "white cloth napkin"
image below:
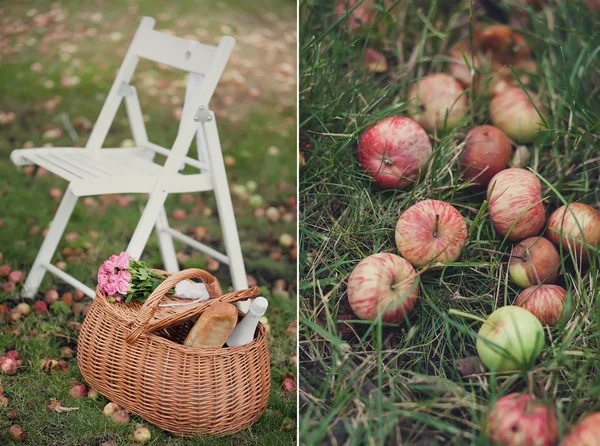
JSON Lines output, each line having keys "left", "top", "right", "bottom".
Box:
{"left": 158, "top": 280, "right": 210, "bottom": 307}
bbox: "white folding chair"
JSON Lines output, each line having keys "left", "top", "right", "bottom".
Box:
{"left": 11, "top": 17, "right": 251, "bottom": 310}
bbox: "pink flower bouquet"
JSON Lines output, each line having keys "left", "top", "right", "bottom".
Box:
{"left": 97, "top": 252, "right": 170, "bottom": 304}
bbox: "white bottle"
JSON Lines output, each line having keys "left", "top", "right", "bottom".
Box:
{"left": 226, "top": 296, "right": 268, "bottom": 347}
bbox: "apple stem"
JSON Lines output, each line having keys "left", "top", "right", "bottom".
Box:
{"left": 448, "top": 308, "right": 487, "bottom": 325}
{"left": 472, "top": 247, "right": 526, "bottom": 262}
{"left": 433, "top": 214, "right": 440, "bottom": 238}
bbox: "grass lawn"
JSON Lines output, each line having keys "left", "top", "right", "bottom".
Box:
{"left": 0, "top": 0, "right": 297, "bottom": 444}
{"left": 299, "top": 0, "right": 599, "bottom": 444}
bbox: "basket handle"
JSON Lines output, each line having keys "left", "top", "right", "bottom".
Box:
{"left": 125, "top": 269, "right": 260, "bottom": 344}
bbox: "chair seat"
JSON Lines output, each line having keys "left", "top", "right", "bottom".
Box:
{"left": 11, "top": 147, "right": 165, "bottom": 182}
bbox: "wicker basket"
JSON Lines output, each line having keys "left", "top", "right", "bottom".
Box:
{"left": 77, "top": 269, "right": 270, "bottom": 437}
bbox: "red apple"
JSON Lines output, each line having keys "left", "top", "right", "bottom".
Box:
{"left": 395, "top": 200, "right": 467, "bottom": 267}
{"left": 547, "top": 203, "right": 600, "bottom": 262}
{"left": 334, "top": 0, "right": 375, "bottom": 32}
{"left": 490, "top": 87, "right": 546, "bottom": 143}
{"left": 515, "top": 284, "right": 567, "bottom": 326}
{"left": 347, "top": 253, "right": 419, "bottom": 323}
{"left": 408, "top": 73, "right": 468, "bottom": 132}
{"left": 489, "top": 393, "right": 558, "bottom": 446}
{"left": 562, "top": 412, "right": 600, "bottom": 446}
{"left": 44, "top": 289, "right": 59, "bottom": 305}
{"left": 508, "top": 237, "right": 560, "bottom": 288}
{"left": 357, "top": 116, "right": 432, "bottom": 189}
{"left": 459, "top": 125, "right": 512, "bottom": 186}
{"left": 487, "top": 168, "right": 546, "bottom": 241}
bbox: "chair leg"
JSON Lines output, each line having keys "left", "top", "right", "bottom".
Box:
{"left": 126, "top": 189, "right": 169, "bottom": 261}
{"left": 203, "top": 120, "right": 248, "bottom": 292}
{"left": 155, "top": 207, "right": 179, "bottom": 273}
{"left": 22, "top": 187, "right": 78, "bottom": 299}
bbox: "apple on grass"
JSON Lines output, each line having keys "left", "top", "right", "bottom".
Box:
{"left": 487, "top": 168, "right": 546, "bottom": 241}
{"left": 357, "top": 116, "right": 432, "bottom": 189}
{"left": 407, "top": 73, "right": 468, "bottom": 133}
{"left": 489, "top": 393, "right": 558, "bottom": 446}
{"left": 547, "top": 203, "right": 600, "bottom": 262}
{"left": 459, "top": 125, "right": 512, "bottom": 187}
{"left": 562, "top": 412, "right": 600, "bottom": 446}
{"left": 515, "top": 285, "right": 567, "bottom": 327}
{"left": 490, "top": 87, "right": 546, "bottom": 143}
{"left": 347, "top": 253, "right": 419, "bottom": 323}
{"left": 450, "top": 306, "right": 544, "bottom": 372}
{"left": 508, "top": 236, "right": 560, "bottom": 288}
{"left": 395, "top": 199, "right": 467, "bottom": 267}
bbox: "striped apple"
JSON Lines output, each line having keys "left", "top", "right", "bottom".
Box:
{"left": 487, "top": 168, "right": 546, "bottom": 241}
{"left": 395, "top": 200, "right": 467, "bottom": 267}
{"left": 347, "top": 253, "right": 418, "bottom": 323}
{"left": 357, "top": 116, "right": 432, "bottom": 189}
{"left": 562, "top": 412, "right": 600, "bottom": 446}
{"left": 515, "top": 284, "right": 567, "bottom": 327}
{"left": 489, "top": 393, "right": 558, "bottom": 446}
{"left": 547, "top": 203, "right": 600, "bottom": 262}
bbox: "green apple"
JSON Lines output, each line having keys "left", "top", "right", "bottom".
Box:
{"left": 476, "top": 306, "right": 545, "bottom": 372}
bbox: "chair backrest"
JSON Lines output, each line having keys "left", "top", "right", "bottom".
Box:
{"left": 85, "top": 17, "right": 234, "bottom": 173}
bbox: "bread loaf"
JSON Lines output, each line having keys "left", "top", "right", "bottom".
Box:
{"left": 183, "top": 302, "right": 238, "bottom": 348}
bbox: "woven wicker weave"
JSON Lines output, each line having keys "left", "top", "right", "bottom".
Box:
{"left": 77, "top": 268, "right": 270, "bottom": 437}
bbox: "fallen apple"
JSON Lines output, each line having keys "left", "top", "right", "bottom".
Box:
{"left": 347, "top": 253, "right": 419, "bottom": 323}
{"left": 447, "top": 43, "right": 482, "bottom": 88}
{"left": 562, "top": 412, "right": 600, "bottom": 446}
{"left": 487, "top": 168, "right": 546, "bottom": 241}
{"left": 395, "top": 199, "right": 467, "bottom": 267}
{"left": 357, "top": 116, "right": 432, "bottom": 189}
{"left": 450, "top": 305, "right": 545, "bottom": 372}
{"left": 334, "top": 0, "right": 375, "bottom": 33}
{"left": 547, "top": 203, "right": 600, "bottom": 262}
{"left": 489, "top": 393, "right": 558, "bottom": 446}
{"left": 363, "top": 47, "right": 388, "bottom": 73}
{"left": 490, "top": 87, "right": 546, "bottom": 143}
{"left": 474, "top": 25, "right": 532, "bottom": 67}
{"left": 515, "top": 284, "right": 567, "bottom": 327}
{"left": 408, "top": 73, "right": 468, "bottom": 132}
{"left": 508, "top": 236, "right": 560, "bottom": 288}
{"left": 459, "top": 125, "right": 512, "bottom": 186}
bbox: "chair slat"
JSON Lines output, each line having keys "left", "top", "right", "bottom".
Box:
{"left": 135, "top": 29, "right": 217, "bottom": 75}
{"left": 27, "top": 153, "right": 82, "bottom": 181}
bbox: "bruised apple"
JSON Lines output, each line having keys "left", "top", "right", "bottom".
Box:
{"left": 508, "top": 236, "right": 560, "bottom": 288}
{"left": 408, "top": 73, "right": 468, "bottom": 132}
{"left": 562, "top": 412, "right": 600, "bottom": 446}
{"left": 357, "top": 116, "right": 432, "bottom": 189}
{"left": 395, "top": 200, "right": 467, "bottom": 267}
{"left": 459, "top": 125, "right": 512, "bottom": 186}
{"left": 487, "top": 168, "right": 546, "bottom": 241}
{"left": 489, "top": 393, "right": 558, "bottom": 446}
{"left": 515, "top": 285, "right": 567, "bottom": 327}
{"left": 547, "top": 203, "right": 600, "bottom": 262}
{"left": 347, "top": 253, "right": 419, "bottom": 323}
{"left": 490, "top": 87, "right": 546, "bottom": 143}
